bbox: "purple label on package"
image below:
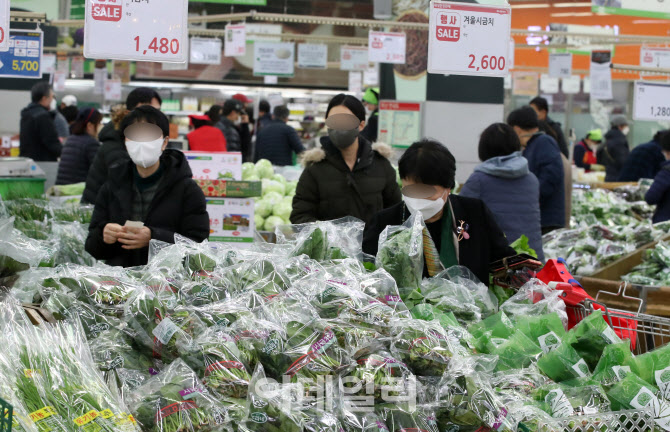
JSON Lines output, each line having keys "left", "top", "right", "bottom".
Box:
{"left": 311, "top": 330, "right": 335, "bottom": 354}
{"left": 491, "top": 407, "right": 508, "bottom": 429}
{"left": 179, "top": 387, "right": 203, "bottom": 399}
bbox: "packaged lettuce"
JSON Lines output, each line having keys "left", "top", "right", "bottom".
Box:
{"left": 563, "top": 310, "right": 622, "bottom": 369}
{"left": 592, "top": 342, "right": 635, "bottom": 385}
{"left": 537, "top": 342, "right": 591, "bottom": 383}
{"left": 376, "top": 404, "right": 439, "bottom": 432}
{"left": 607, "top": 373, "right": 670, "bottom": 430}
{"left": 467, "top": 311, "right": 514, "bottom": 354}
{"left": 631, "top": 343, "right": 670, "bottom": 398}
{"left": 534, "top": 384, "right": 610, "bottom": 417}
{"left": 513, "top": 313, "right": 566, "bottom": 354}
{"left": 376, "top": 215, "right": 424, "bottom": 294}
{"left": 490, "top": 331, "right": 542, "bottom": 371}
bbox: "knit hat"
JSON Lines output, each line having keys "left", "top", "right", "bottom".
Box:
{"left": 586, "top": 129, "right": 603, "bottom": 142}
{"left": 611, "top": 115, "right": 628, "bottom": 128}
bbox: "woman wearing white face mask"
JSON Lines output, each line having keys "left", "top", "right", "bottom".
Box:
{"left": 85, "top": 106, "right": 209, "bottom": 267}
{"left": 363, "top": 139, "right": 515, "bottom": 284}
{"left": 597, "top": 115, "right": 631, "bottom": 182}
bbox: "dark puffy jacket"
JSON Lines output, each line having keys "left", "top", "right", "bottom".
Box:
{"left": 81, "top": 121, "right": 129, "bottom": 204}
{"left": 618, "top": 134, "right": 667, "bottom": 182}
{"left": 290, "top": 136, "right": 402, "bottom": 224}
{"left": 598, "top": 128, "right": 630, "bottom": 182}
{"left": 547, "top": 116, "right": 569, "bottom": 158}
{"left": 362, "top": 196, "right": 516, "bottom": 284}
{"left": 85, "top": 150, "right": 209, "bottom": 267}
{"left": 255, "top": 120, "right": 305, "bottom": 166}
{"left": 646, "top": 161, "right": 670, "bottom": 224}
{"left": 19, "top": 103, "right": 62, "bottom": 161}
{"left": 215, "top": 118, "right": 251, "bottom": 160}
{"left": 56, "top": 134, "right": 100, "bottom": 185}
{"left": 523, "top": 132, "right": 565, "bottom": 228}
{"left": 459, "top": 152, "right": 544, "bottom": 262}
{"left": 361, "top": 109, "right": 379, "bottom": 143}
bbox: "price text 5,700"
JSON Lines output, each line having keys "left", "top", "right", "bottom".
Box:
{"left": 468, "top": 54, "right": 506, "bottom": 72}
{"left": 134, "top": 36, "right": 180, "bottom": 55}
{"left": 651, "top": 106, "right": 670, "bottom": 118}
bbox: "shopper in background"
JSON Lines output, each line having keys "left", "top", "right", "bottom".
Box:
{"left": 597, "top": 115, "right": 630, "bottom": 182}
{"left": 82, "top": 87, "right": 162, "bottom": 204}
{"left": 19, "top": 82, "right": 62, "bottom": 161}
{"left": 507, "top": 106, "right": 565, "bottom": 234}
{"left": 573, "top": 129, "right": 605, "bottom": 173}
{"left": 645, "top": 134, "right": 670, "bottom": 223}
{"left": 363, "top": 139, "right": 516, "bottom": 284}
{"left": 51, "top": 96, "right": 71, "bottom": 142}
{"left": 60, "top": 94, "right": 77, "bottom": 111}
{"left": 530, "top": 96, "right": 569, "bottom": 158}
{"left": 255, "top": 105, "right": 305, "bottom": 166}
{"left": 211, "top": 100, "right": 252, "bottom": 157}
{"left": 618, "top": 130, "right": 669, "bottom": 182}
{"left": 291, "top": 93, "right": 401, "bottom": 224}
{"left": 460, "top": 123, "right": 544, "bottom": 262}
{"left": 186, "top": 114, "right": 226, "bottom": 152}
{"left": 360, "top": 87, "right": 380, "bottom": 143}
{"left": 256, "top": 100, "right": 272, "bottom": 135}
{"left": 56, "top": 108, "right": 103, "bottom": 185}
{"left": 233, "top": 93, "right": 254, "bottom": 124}
{"left": 60, "top": 105, "right": 79, "bottom": 127}
{"left": 85, "top": 106, "right": 209, "bottom": 267}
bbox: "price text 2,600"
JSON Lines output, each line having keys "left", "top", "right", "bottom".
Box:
{"left": 468, "top": 54, "right": 506, "bottom": 72}
{"left": 134, "top": 36, "right": 179, "bottom": 55}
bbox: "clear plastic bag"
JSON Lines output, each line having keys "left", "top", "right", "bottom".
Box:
{"left": 376, "top": 214, "right": 424, "bottom": 294}
{"left": 277, "top": 217, "right": 365, "bottom": 262}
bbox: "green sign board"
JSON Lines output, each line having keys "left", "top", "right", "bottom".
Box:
{"left": 190, "top": 0, "right": 267, "bottom": 5}
{"left": 592, "top": 0, "right": 670, "bottom": 19}
{"left": 69, "top": 0, "right": 85, "bottom": 19}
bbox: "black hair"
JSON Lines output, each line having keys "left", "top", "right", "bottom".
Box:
{"left": 191, "top": 118, "right": 211, "bottom": 129}
{"left": 507, "top": 106, "right": 539, "bottom": 131}
{"left": 259, "top": 100, "right": 271, "bottom": 114}
{"left": 654, "top": 130, "right": 669, "bottom": 143}
{"left": 539, "top": 120, "right": 559, "bottom": 142}
{"left": 121, "top": 105, "right": 170, "bottom": 138}
{"left": 529, "top": 96, "right": 549, "bottom": 113}
{"left": 60, "top": 105, "right": 79, "bottom": 124}
{"left": 399, "top": 139, "right": 456, "bottom": 189}
{"left": 273, "top": 105, "right": 290, "bottom": 121}
{"left": 326, "top": 93, "right": 366, "bottom": 122}
{"left": 661, "top": 132, "right": 670, "bottom": 152}
{"left": 207, "top": 105, "right": 223, "bottom": 124}
{"left": 126, "top": 87, "right": 162, "bottom": 110}
{"left": 71, "top": 107, "right": 102, "bottom": 135}
{"left": 479, "top": 123, "right": 521, "bottom": 161}
{"left": 31, "top": 82, "right": 52, "bottom": 103}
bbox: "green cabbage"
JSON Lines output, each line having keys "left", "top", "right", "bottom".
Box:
{"left": 262, "top": 179, "right": 285, "bottom": 196}
{"left": 255, "top": 200, "right": 273, "bottom": 218}
{"left": 254, "top": 214, "right": 265, "bottom": 230}
{"left": 242, "top": 162, "right": 259, "bottom": 180}
{"left": 272, "top": 201, "right": 292, "bottom": 221}
{"left": 264, "top": 216, "right": 285, "bottom": 232}
{"left": 256, "top": 159, "right": 275, "bottom": 179}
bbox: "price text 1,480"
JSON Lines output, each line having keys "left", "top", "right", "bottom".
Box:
{"left": 134, "top": 36, "right": 179, "bottom": 56}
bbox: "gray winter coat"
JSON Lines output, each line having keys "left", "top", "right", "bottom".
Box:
{"left": 460, "top": 152, "right": 545, "bottom": 262}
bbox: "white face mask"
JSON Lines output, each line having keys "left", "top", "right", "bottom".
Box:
{"left": 126, "top": 137, "right": 164, "bottom": 168}
{"left": 49, "top": 99, "right": 57, "bottom": 111}
{"left": 403, "top": 193, "right": 447, "bottom": 220}
{"left": 622, "top": 126, "right": 630, "bottom": 136}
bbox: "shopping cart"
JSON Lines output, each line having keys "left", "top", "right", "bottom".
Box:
{"left": 0, "top": 396, "right": 12, "bottom": 432}
{"left": 537, "top": 408, "right": 654, "bottom": 432}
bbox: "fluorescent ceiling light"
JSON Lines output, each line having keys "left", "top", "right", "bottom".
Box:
{"left": 511, "top": 3, "right": 550, "bottom": 8}
{"left": 553, "top": 2, "right": 593, "bottom": 7}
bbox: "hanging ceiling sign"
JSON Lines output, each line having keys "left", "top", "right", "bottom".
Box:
{"left": 297, "top": 43, "right": 328, "bottom": 69}
{"left": 224, "top": 24, "right": 246, "bottom": 57}
{"left": 190, "top": 37, "right": 222, "bottom": 65}
{"left": 84, "top": 0, "right": 188, "bottom": 63}
{"left": 592, "top": 0, "right": 670, "bottom": 19}
{"left": 428, "top": 1, "right": 511, "bottom": 77}
{"left": 340, "top": 46, "right": 369, "bottom": 71}
{"left": 640, "top": 47, "right": 670, "bottom": 70}
{"left": 549, "top": 53, "right": 572, "bottom": 79}
{"left": 0, "top": 30, "right": 43, "bottom": 79}
{"left": 634, "top": 81, "right": 670, "bottom": 122}
{"left": 368, "top": 31, "right": 406, "bottom": 64}
{"left": 253, "top": 42, "right": 295, "bottom": 77}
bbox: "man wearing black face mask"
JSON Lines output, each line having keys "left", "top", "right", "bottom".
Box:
{"left": 290, "top": 94, "right": 401, "bottom": 224}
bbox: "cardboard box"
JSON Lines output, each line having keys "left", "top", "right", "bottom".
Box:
{"left": 206, "top": 198, "right": 255, "bottom": 245}
{"left": 197, "top": 180, "right": 262, "bottom": 198}
{"left": 185, "top": 151, "right": 243, "bottom": 181}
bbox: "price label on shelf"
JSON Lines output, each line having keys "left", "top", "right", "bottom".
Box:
{"left": 368, "top": 31, "right": 406, "bottom": 64}
{"left": 297, "top": 43, "right": 327, "bottom": 69}
{"left": 634, "top": 81, "right": 670, "bottom": 122}
{"left": 561, "top": 75, "right": 581, "bottom": 94}
{"left": 84, "top": 0, "right": 188, "bottom": 63}
{"left": 0, "top": 30, "right": 43, "bottom": 79}
{"left": 224, "top": 24, "right": 246, "bottom": 57}
{"left": 340, "top": 46, "right": 369, "bottom": 71}
{"left": 428, "top": 1, "right": 511, "bottom": 77}
{"left": 104, "top": 78, "right": 122, "bottom": 101}
{"left": 190, "top": 37, "right": 221, "bottom": 65}
{"left": 0, "top": 0, "right": 9, "bottom": 52}
{"left": 549, "top": 53, "right": 572, "bottom": 78}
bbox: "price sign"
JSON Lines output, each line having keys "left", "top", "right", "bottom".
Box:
{"left": 340, "top": 46, "right": 368, "bottom": 71}
{"left": 190, "top": 37, "right": 221, "bottom": 65}
{"left": 368, "top": 31, "right": 406, "bottom": 64}
{"left": 640, "top": 47, "right": 670, "bottom": 69}
{"left": 549, "top": 53, "right": 572, "bottom": 78}
{"left": 224, "top": 24, "right": 246, "bottom": 57}
{"left": 428, "top": 1, "right": 511, "bottom": 77}
{"left": 634, "top": 81, "right": 670, "bottom": 122}
{"left": 297, "top": 43, "right": 327, "bottom": 69}
{"left": 0, "top": 0, "right": 9, "bottom": 52}
{"left": 53, "top": 71, "right": 66, "bottom": 91}
{"left": 590, "top": 50, "right": 612, "bottom": 100}
{"left": 562, "top": 76, "right": 581, "bottom": 94}
{"left": 348, "top": 71, "right": 362, "bottom": 95}
{"left": 104, "top": 78, "right": 122, "bottom": 101}
{"left": 253, "top": 42, "right": 294, "bottom": 77}
{"left": 84, "top": 0, "right": 188, "bottom": 63}
{"left": 42, "top": 54, "right": 56, "bottom": 74}
{"left": 0, "top": 30, "right": 43, "bottom": 79}
{"left": 540, "top": 74, "right": 559, "bottom": 94}
{"left": 264, "top": 75, "right": 278, "bottom": 85}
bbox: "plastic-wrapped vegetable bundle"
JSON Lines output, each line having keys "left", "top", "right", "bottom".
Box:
{"left": 340, "top": 411, "right": 389, "bottom": 432}
{"left": 491, "top": 366, "right": 549, "bottom": 397}
{"left": 226, "top": 258, "right": 291, "bottom": 302}
{"left": 490, "top": 331, "right": 542, "bottom": 371}
{"left": 5, "top": 199, "right": 52, "bottom": 222}
{"left": 607, "top": 373, "right": 670, "bottom": 430}
{"left": 513, "top": 312, "right": 567, "bottom": 353}
{"left": 277, "top": 217, "right": 365, "bottom": 262}
{"left": 390, "top": 318, "right": 469, "bottom": 376}
{"left": 592, "top": 342, "right": 635, "bottom": 386}
{"left": 499, "top": 279, "right": 568, "bottom": 328}
{"left": 630, "top": 342, "right": 670, "bottom": 396}
{"left": 467, "top": 311, "right": 514, "bottom": 354}
{"left": 376, "top": 404, "right": 440, "bottom": 432}
{"left": 563, "top": 310, "right": 622, "bottom": 369}
{"left": 436, "top": 266, "right": 498, "bottom": 316}
{"left": 376, "top": 215, "right": 424, "bottom": 295}
{"left": 534, "top": 384, "right": 611, "bottom": 417}
{"left": 127, "top": 359, "right": 232, "bottom": 432}
{"left": 51, "top": 203, "right": 94, "bottom": 224}
{"left": 0, "top": 218, "right": 53, "bottom": 279}
{"left": 177, "top": 279, "right": 231, "bottom": 307}
{"left": 42, "top": 291, "right": 125, "bottom": 340}
{"left": 181, "top": 297, "right": 255, "bottom": 330}
{"left": 420, "top": 276, "right": 482, "bottom": 325}
{"left": 347, "top": 341, "right": 414, "bottom": 402}
{"left": 537, "top": 342, "right": 591, "bottom": 383}
{"left": 46, "top": 222, "right": 96, "bottom": 267}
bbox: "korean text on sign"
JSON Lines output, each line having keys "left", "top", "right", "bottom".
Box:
{"left": 84, "top": 0, "right": 188, "bottom": 63}
{"left": 428, "top": 1, "right": 511, "bottom": 77}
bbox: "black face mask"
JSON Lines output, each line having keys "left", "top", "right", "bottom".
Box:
{"left": 328, "top": 128, "right": 359, "bottom": 150}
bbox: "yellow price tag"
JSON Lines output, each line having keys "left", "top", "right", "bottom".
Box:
{"left": 99, "top": 410, "right": 114, "bottom": 420}
{"left": 73, "top": 410, "right": 99, "bottom": 427}
{"left": 29, "top": 406, "right": 56, "bottom": 423}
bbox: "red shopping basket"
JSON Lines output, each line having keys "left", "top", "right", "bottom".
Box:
{"left": 537, "top": 258, "right": 638, "bottom": 350}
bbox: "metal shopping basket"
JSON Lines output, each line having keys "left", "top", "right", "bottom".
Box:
{"left": 537, "top": 408, "right": 655, "bottom": 432}
{"left": 0, "top": 396, "right": 12, "bottom": 432}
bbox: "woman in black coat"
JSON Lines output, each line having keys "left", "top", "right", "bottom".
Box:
{"left": 363, "top": 139, "right": 515, "bottom": 284}
{"left": 85, "top": 106, "right": 209, "bottom": 267}
{"left": 55, "top": 107, "right": 101, "bottom": 185}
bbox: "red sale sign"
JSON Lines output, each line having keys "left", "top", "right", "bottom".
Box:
{"left": 91, "top": 0, "right": 122, "bottom": 22}
{"left": 436, "top": 12, "right": 460, "bottom": 42}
